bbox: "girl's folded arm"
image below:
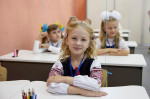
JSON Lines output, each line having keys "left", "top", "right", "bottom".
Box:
{"left": 48, "top": 46, "right": 61, "bottom": 54}
{"left": 33, "top": 40, "right": 47, "bottom": 54}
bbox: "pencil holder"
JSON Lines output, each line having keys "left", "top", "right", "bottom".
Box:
{"left": 12, "top": 49, "right": 19, "bottom": 57}
{"left": 22, "top": 89, "right": 37, "bottom": 99}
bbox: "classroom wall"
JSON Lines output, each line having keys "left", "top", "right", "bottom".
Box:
{"left": 0, "top": 0, "right": 86, "bottom": 56}
{"left": 116, "top": 0, "right": 143, "bottom": 44}
{"left": 142, "top": 0, "right": 150, "bottom": 46}
{"left": 75, "top": 0, "right": 86, "bottom": 20}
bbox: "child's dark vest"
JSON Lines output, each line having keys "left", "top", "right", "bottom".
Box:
{"left": 61, "top": 58, "right": 94, "bottom": 77}
{"left": 105, "top": 44, "right": 116, "bottom": 48}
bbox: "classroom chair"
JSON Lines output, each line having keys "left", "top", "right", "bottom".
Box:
{"left": 101, "top": 69, "right": 108, "bottom": 87}
{"left": 0, "top": 66, "right": 7, "bottom": 81}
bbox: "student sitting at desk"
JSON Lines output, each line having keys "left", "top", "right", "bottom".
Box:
{"left": 46, "top": 21, "right": 107, "bottom": 97}
{"left": 33, "top": 24, "right": 63, "bottom": 54}
{"left": 96, "top": 10, "right": 129, "bottom": 56}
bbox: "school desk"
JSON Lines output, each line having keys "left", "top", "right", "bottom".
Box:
{"left": 121, "top": 34, "right": 129, "bottom": 41}
{"left": 119, "top": 29, "right": 130, "bottom": 41}
{"left": 126, "top": 41, "right": 138, "bottom": 54}
{"left": 0, "top": 50, "right": 147, "bottom": 87}
{"left": 0, "top": 80, "right": 149, "bottom": 99}
{"left": 93, "top": 29, "right": 100, "bottom": 33}
{"left": 0, "top": 80, "right": 30, "bottom": 99}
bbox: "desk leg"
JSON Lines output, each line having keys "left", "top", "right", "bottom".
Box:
{"left": 1, "top": 61, "right": 52, "bottom": 81}
{"left": 123, "top": 37, "right": 128, "bottom": 41}
{"left": 129, "top": 47, "right": 135, "bottom": 54}
{"left": 102, "top": 65, "right": 142, "bottom": 87}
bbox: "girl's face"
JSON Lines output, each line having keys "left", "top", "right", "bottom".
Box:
{"left": 104, "top": 21, "right": 118, "bottom": 39}
{"left": 66, "top": 26, "right": 90, "bottom": 56}
{"left": 48, "top": 27, "right": 61, "bottom": 43}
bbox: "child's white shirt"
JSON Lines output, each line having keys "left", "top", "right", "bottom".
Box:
{"left": 47, "top": 59, "right": 102, "bottom": 94}
{"left": 96, "top": 37, "right": 130, "bottom": 51}
{"left": 33, "top": 39, "right": 62, "bottom": 54}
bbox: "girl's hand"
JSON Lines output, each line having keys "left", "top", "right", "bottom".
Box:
{"left": 39, "top": 44, "right": 49, "bottom": 48}
{"left": 110, "top": 49, "right": 121, "bottom": 53}
{"left": 38, "top": 32, "right": 49, "bottom": 43}
{"left": 68, "top": 85, "right": 107, "bottom": 97}
{"left": 39, "top": 32, "right": 48, "bottom": 39}
{"left": 46, "top": 73, "right": 65, "bottom": 86}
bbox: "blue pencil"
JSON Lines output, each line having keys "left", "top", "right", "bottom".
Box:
{"left": 35, "top": 94, "right": 37, "bottom": 99}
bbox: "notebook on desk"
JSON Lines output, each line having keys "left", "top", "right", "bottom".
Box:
{"left": 0, "top": 80, "right": 149, "bottom": 99}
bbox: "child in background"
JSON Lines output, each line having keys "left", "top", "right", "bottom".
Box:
{"left": 96, "top": 10, "right": 129, "bottom": 56}
{"left": 46, "top": 21, "right": 107, "bottom": 97}
{"left": 33, "top": 24, "right": 62, "bottom": 54}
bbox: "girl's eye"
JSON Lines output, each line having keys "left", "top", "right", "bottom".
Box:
{"left": 52, "top": 32, "right": 56, "bottom": 34}
{"left": 72, "top": 37, "right": 76, "bottom": 40}
{"left": 108, "top": 27, "right": 112, "bottom": 30}
{"left": 58, "top": 31, "right": 61, "bottom": 33}
{"left": 82, "top": 39, "right": 86, "bottom": 41}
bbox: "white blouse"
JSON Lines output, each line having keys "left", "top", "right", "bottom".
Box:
{"left": 33, "top": 39, "right": 62, "bottom": 54}
{"left": 47, "top": 59, "right": 102, "bottom": 94}
{"left": 96, "top": 37, "right": 130, "bottom": 52}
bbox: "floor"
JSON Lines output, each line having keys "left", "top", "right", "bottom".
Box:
{"left": 135, "top": 46, "right": 150, "bottom": 97}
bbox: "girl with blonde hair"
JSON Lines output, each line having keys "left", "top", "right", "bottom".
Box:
{"left": 96, "top": 10, "right": 129, "bottom": 56}
{"left": 47, "top": 21, "right": 107, "bottom": 97}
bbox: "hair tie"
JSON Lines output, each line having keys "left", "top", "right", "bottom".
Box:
{"left": 55, "top": 22, "right": 65, "bottom": 32}
{"left": 100, "top": 10, "right": 121, "bottom": 21}
{"left": 40, "top": 24, "right": 48, "bottom": 33}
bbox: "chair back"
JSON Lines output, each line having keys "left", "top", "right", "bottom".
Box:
{"left": 101, "top": 69, "right": 108, "bottom": 87}
{"left": 0, "top": 66, "right": 7, "bottom": 81}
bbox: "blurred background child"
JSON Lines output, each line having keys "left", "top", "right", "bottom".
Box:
{"left": 96, "top": 10, "right": 129, "bottom": 56}
{"left": 33, "top": 24, "right": 63, "bottom": 54}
